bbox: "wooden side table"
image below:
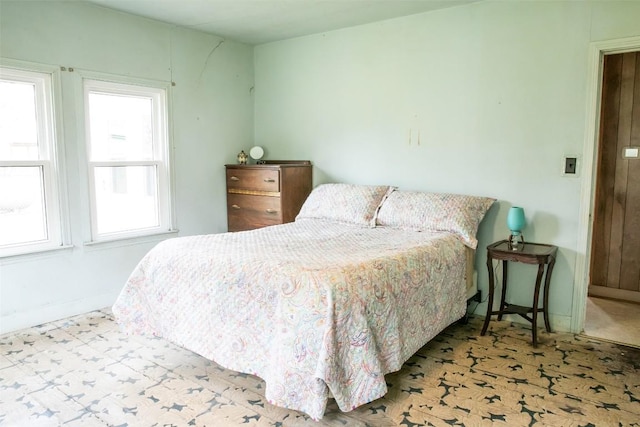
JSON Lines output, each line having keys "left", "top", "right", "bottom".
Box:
{"left": 480, "top": 240, "right": 558, "bottom": 347}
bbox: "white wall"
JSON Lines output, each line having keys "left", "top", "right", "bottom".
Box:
{"left": 0, "top": 1, "right": 254, "bottom": 333}
{"left": 254, "top": 0, "right": 640, "bottom": 330}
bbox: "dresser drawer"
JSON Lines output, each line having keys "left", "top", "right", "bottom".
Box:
{"left": 227, "top": 193, "right": 282, "bottom": 231}
{"left": 225, "top": 161, "right": 312, "bottom": 232}
{"left": 226, "top": 168, "right": 280, "bottom": 192}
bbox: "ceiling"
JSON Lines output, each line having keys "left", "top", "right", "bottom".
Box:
{"left": 85, "top": 0, "right": 478, "bottom": 45}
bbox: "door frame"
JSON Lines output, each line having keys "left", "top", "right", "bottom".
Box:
{"left": 571, "top": 35, "right": 640, "bottom": 334}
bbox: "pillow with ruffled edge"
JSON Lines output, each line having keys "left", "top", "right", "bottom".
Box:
{"left": 376, "top": 190, "right": 495, "bottom": 248}
{"left": 296, "top": 183, "right": 395, "bottom": 227}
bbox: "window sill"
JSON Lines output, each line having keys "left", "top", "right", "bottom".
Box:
{"left": 83, "top": 229, "right": 179, "bottom": 251}
{"left": 1, "top": 230, "right": 180, "bottom": 264}
{"left": 0, "top": 244, "right": 75, "bottom": 264}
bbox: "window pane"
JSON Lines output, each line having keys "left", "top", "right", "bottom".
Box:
{"left": 0, "top": 80, "right": 39, "bottom": 160}
{"left": 88, "top": 92, "right": 154, "bottom": 161}
{"left": 94, "top": 166, "right": 159, "bottom": 234}
{"left": 0, "top": 166, "right": 47, "bottom": 246}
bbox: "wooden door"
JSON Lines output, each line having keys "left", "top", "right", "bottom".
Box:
{"left": 589, "top": 52, "right": 640, "bottom": 302}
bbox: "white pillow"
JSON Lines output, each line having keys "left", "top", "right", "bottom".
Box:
{"left": 376, "top": 190, "right": 495, "bottom": 248}
{"left": 296, "top": 183, "right": 394, "bottom": 227}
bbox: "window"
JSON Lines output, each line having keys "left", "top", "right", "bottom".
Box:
{"left": 84, "top": 79, "right": 172, "bottom": 241}
{"left": 0, "top": 66, "right": 63, "bottom": 256}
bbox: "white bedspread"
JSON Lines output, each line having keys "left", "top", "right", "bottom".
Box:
{"left": 112, "top": 219, "right": 467, "bottom": 419}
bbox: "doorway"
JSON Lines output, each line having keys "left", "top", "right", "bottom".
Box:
{"left": 589, "top": 51, "right": 640, "bottom": 303}
{"left": 584, "top": 51, "right": 640, "bottom": 347}
{"left": 572, "top": 36, "right": 640, "bottom": 347}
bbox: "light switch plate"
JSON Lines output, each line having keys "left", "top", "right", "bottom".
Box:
{"left": 562, "top": 155, "right": 580, "bottom": 177}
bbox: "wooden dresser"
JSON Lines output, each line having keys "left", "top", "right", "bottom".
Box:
{"left": 225, "top": 161, "right": 312, "bottom": 232}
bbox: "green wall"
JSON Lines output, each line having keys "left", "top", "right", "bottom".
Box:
{"left": 253, "top": 0, "right": 640, "bottom": 330}
{"left": 0, "top": 1, "right": 254, "bottom": 332}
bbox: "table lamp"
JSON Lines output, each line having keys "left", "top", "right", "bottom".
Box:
{"left": 507, "top": 206, "right": 525, "bottom": 250}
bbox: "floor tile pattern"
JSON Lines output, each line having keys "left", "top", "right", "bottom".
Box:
{"left": 1, "top": 309, "right": 639, "bottom": 426}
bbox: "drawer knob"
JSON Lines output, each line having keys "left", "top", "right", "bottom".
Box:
{"left": 265, "top": 209, "right": 277, "bottom": 214}
{"left": 263, "top": 178, "right": 275, "bottom": 183}
{"left": 231, "top": 204, "right": 241, "bottom": 210}
{"left": 230, "top": 176, "right": 240, "bottom": 181}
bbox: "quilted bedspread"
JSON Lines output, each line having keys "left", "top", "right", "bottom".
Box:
{"left": 112, "top": 219, "right": 468, "bottom": 420}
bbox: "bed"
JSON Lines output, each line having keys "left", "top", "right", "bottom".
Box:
{"left": 112, "top": 184, "right": 494, "bottom": 420}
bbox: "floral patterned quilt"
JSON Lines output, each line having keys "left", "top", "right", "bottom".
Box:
{"left": 112, "top": 219, "right": 468, "bottom": 420}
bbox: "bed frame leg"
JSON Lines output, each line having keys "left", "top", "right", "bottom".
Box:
{"left": 459, "top": 290, "right": 482, "bottom": 325}
{"left": 470, "top": 290, "right": 481, "bottom": 303}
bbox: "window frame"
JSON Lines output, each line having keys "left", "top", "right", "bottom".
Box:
{"left": 0, "top": 64, "right": 66, "bottom": 258}
{"left": 82, "top": 77, "right": 174, "bottom": 242}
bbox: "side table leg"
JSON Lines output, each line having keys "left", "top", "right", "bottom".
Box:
{"left": 481, "top": 255, "right": 495, "bottom": 336}
{"left": 497, "top": 260, "right": 508, "bottom": 321}
{"left": 532, "top": 263, "right": 545, "bottom": 348}
{"left": 543, "top": 257, "right": 556, "bottom": 333}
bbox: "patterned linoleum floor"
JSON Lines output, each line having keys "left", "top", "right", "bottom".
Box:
{"left": 1, "top": 310, "right": 639, "bottom": 427}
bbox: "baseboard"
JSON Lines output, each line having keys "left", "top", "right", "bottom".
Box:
{"left": 496, "top": 313, "right": 572, "bottom": 332}
{"left": 0, "top": 292, "right": 117, "bottom": 335}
